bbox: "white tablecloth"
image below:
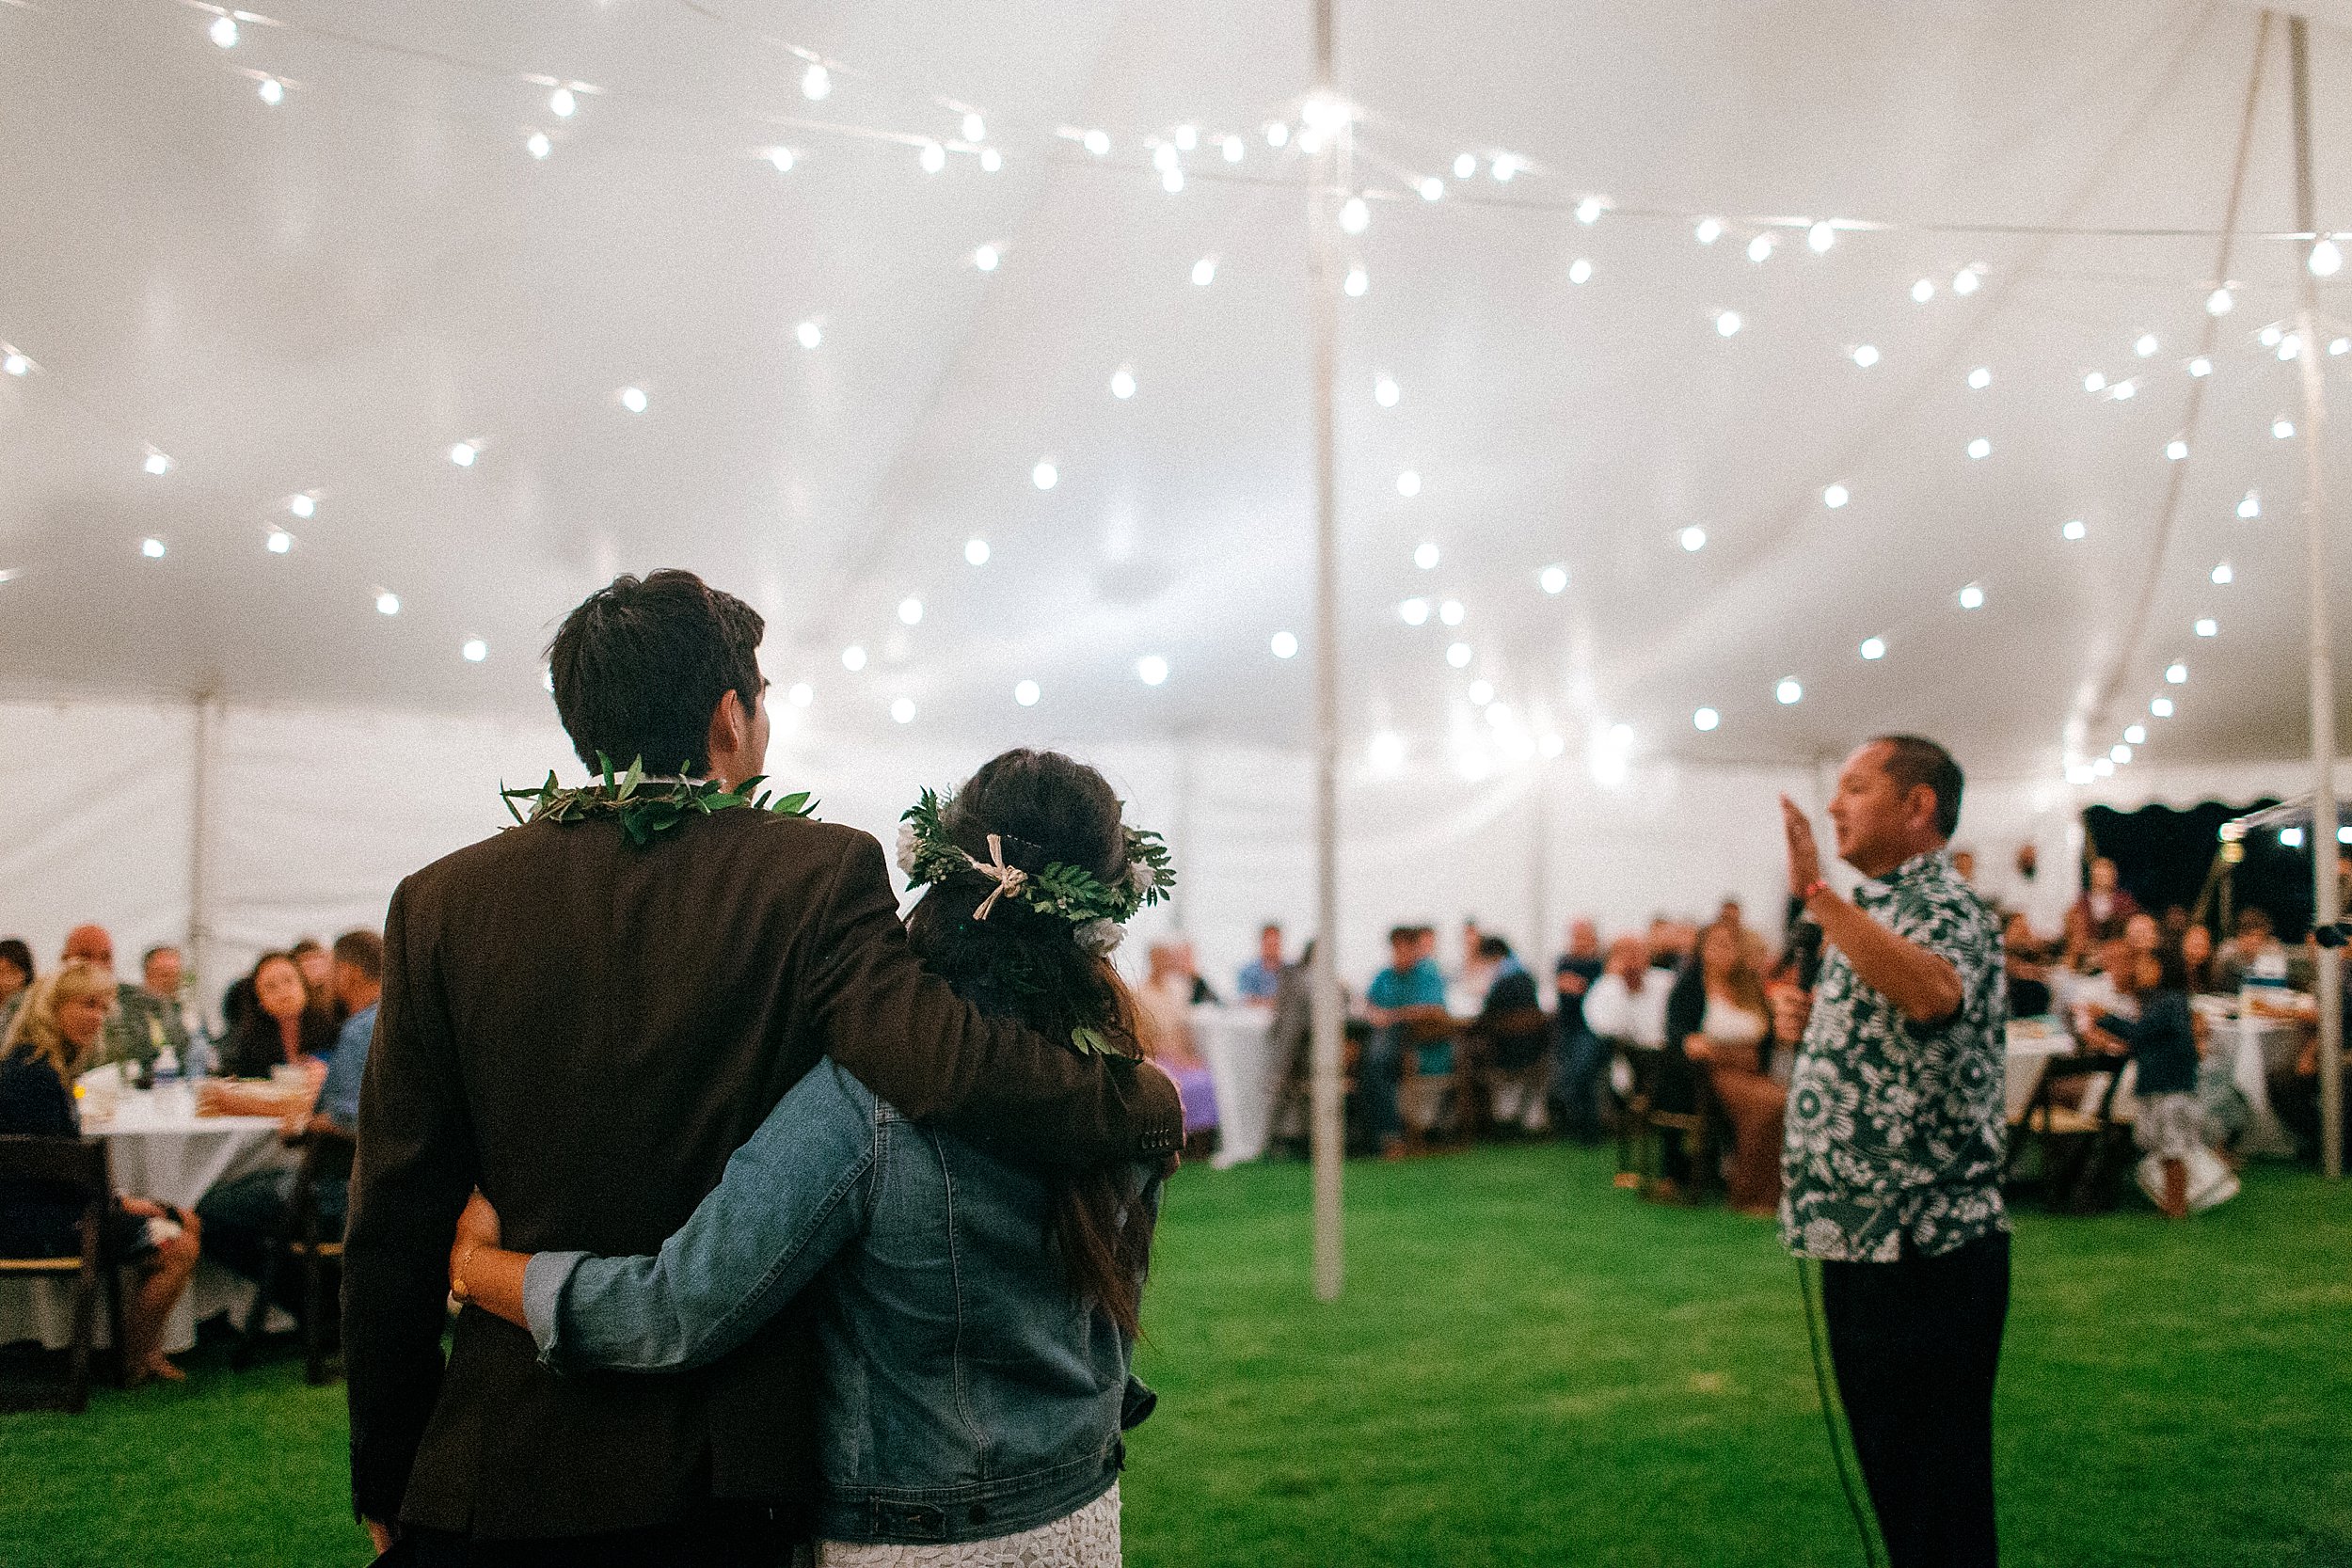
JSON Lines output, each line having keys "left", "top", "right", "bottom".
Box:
{"left": 1192, "top": 1006, "right": 1285, "bottom": 1168}
{"left": 0, "top": 1095, "right": 296, "bottom": 1353}
{"left": 2004, "top": 1021, "right": 2076, "bottom": 1123}
{"left": 2195, "top": 996, "right": 2305, "bottom": 1158}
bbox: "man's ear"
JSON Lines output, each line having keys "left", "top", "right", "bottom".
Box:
{"left": 707, "top": 688, "right": 746, "bottom": 768}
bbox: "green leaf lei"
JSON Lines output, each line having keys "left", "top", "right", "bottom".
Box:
{"left": 501, "top": 753, "right": 817, "bottom": 847}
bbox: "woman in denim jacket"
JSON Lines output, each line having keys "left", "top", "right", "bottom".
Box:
{"left": 451, "top": 750, "right": 1169, "bottom": 1567}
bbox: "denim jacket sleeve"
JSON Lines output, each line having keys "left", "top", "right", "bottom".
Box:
{"left": 522, "top": 1060, "right": 882, "bottom": 1374}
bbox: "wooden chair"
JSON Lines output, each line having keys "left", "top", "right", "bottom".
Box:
{"left": 1642, "top": 1070, "right": 1721, "bottom": 1204}
{"left": 2005, "top": 1053, "right": 2132, "bottom": 1212}
{"left": 235, "top": 1124, "right": 356, "bottom": 1384}
{"left": 1468, "top": 1006, "right": 1553, "bottom": 1136}
{"left": 0, "top": 1135, "right": 126, "bottom": 1413}
{"left": 1610, "top": 1042, "right": 1660, "bottom": 1188}
{"left": 1397, "top": 1015, "right": 1467, "bottom": 1152}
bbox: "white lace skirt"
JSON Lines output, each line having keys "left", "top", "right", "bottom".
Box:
{"left": 818, "top": 1482, "right": 1120, "bottom": 1568}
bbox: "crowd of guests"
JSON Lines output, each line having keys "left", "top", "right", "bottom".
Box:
{"left": 0, "top": 921, "right": 382, "bottom": 1384}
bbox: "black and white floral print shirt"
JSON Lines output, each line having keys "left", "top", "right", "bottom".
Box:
{"left": 1780, "top": 847, "right": 2009, "bottom": 1262}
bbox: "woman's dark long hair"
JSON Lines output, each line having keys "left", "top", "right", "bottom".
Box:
{"left": 902, "top": 749, "right": 1157, "bottom": 1337}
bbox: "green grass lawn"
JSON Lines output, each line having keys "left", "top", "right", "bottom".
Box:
{"left": 5, "top": 1142, "right": 2349, "bottom": 1566}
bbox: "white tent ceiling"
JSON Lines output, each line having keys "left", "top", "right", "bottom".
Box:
{"left": 5, "top": 0, "right": 2352, "bottom": 784}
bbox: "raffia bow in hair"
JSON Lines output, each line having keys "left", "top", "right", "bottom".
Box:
{"left": 964, "top": 834, "right": 1028, "bottom": 919}
{"left": 896, "top": 787, "right": 1175, "bottom": 948}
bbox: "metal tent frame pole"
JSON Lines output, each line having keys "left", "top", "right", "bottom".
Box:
{"left": 1308, "top": 0, "right": 1347, "bottom": 1299}
{"left": 2288, "top": 13, "right": 2343, "bottom": 1179}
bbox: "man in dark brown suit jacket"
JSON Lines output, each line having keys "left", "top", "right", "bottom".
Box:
{"left": 343, "top": 571, "right": 1181, "bottom": 1565}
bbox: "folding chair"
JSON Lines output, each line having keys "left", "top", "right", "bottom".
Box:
{"left": 0, "top": 1135, "right": 126, "bottom": 1413}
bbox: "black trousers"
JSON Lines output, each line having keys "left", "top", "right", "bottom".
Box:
{"left": 1821, "top": 1229, "right": 2010, "bottom": 1568}
{"left": 389, "top": 1503, "right": 801, "bottom": 1568}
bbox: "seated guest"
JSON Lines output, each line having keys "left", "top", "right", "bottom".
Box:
{"left": 211, "top": 950, "right": 339, "bottom": 1083}
{"left": 1552, "top": 918, "right": 1608, "bottom": 1143}
{"left": 1236, "top": 923, "right": 1286, "bottom": 1006}
{"left": 1670, "top": 924, "right": 1779, "bottom": 1210}
{"left": 1584, "top": 936, "right": 1669, "bottom": 1052}
{"left": 199, "top": 930, "right": 381, "bottom": 1291}
{"left": 2182, "top": 922, "right": 2219, "bottom": 993}
{"left": 288, "top": 937, "right": 345, "bottom": 1025}
{"left": 1363, "top": 925, "right": 1451, "bottom": 1159}
{"left": 135, "top": 943, "right": 198, "bottom": 1071}
{"left": 2082, "top": 940, "right": 2204, "bottom": 1218}
{"left": 2214, "top": 906, "right": 2315, "bottom": 992}
{"left": 36, "top": 925, "right": 173, "bottom": 1076}
{"left": 0, "top": 938, "right": 32, "bottom": 1016}
{"left": 2064, "top": 857, "right": 2140, "bottom": 967}
{"left": 0, "top": 962, "right": 202, "bottom": 1383}
{"left": 1470, "top": 936, "right": 1546, "bottom": 1127}
{"left": 1170, "top": 940, "right": 1220, "bottom": 1006}
{"left": 1137, "top": 944, "right": 1216, "bottom": 1140}
{"left": 2004, "top": 911, "right": 2053, "bottom": 1018}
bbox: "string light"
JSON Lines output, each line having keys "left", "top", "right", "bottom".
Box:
{"left": 143, "top": 451, "right": 172, "bottom": 476}
{"left": 2166, "top": 438, "right": 2188, "bottom": 460}
{"left": 1161, "top": 166, "right": 1183, "bottom": 194}
{"left": 1539, "top": 564, "right": 1568, "bottom": 594}
{"left": 1445, "top": 641, "right": 1472, "bottom": 669}
{"left": 1851, "top": 344, "right": 1879, "bottom": 367}
{"left": 449, "top": 441, "right": 478, "bottom": 467}
{"left": 2312, "top": 237, "right": 2344, "bottom": 277}
{"left": 549, "top": 87, "right": 577, "bottom": 118}
{"left": 980, "top": 147, "right": 1004, "bottom": 172}
{"left": 2212, "top": 561, "right": 2233, "bottom": 584}
{"left": 1454, "top": 153, "right": 1476, "bottom": 178}
{"left": 1420, "top": 178, "right": 1443, "bottom": 200}
{"left": 1191, "top": 256, "right": 1216, "bottom": 286}
{"left": 2111, "top": 379, "right": 2137, "bottom": 401}
{"left": 1951, "top": 266, "right": 1982, "bottom": 295}
{"left": 2062, "top": 518, "right": 2087, "bottom": 541}
{"left": 266, "top": 529, "right": 293, "bottom": 554}
{"left": 2094, "top": 758, "right": 2116, "bottom": 777}
{"left": 375, "top": 591, "right": 401, "bottom": 616}
{"left": 1966, "top": 437, "right": 1991, "bottom": 459}
{"left": 2274, "top": 418, "right": 2296, "bottom": 438}
{"left": 1374, "top": 374, "right": 1400, "bottom": 407}
{"left": 210, "top": 14, "right": 238, "bottom": 47}
{"left": 842, "top": 644, "right": 867, "bottom": 671}
{"left": 796, "top": 319, "right": 822, "bottom": 348}
{"left": 1340, "top": 196, "right": 1370, "bottom": 234}
{"left": 2206, "top": 286, "right": 2235, "bottom": 315}
{"left": 919, "top": 140, "right": 946, "bottom": 174}
{"left": 1714, "top": 309, "right": 1742, "bottom": 337}
{"left": 898, "top": 596, "right": 923, "bottom": 626}
{"left": 2239, "top": 490, "right": 2260, "bottom": 518}
{"left": 1679, "top": 526, "right": 1708, "bottom": 552}
{"left": 1747, "top": 234, "right": 1773, "bottom": 264}
{"left": 2166, "top": 661, "right": 2187, "bottom": 684}
{"left": 1400, "top": 598, "right": 1430, "bottom": 626}
{"left": 619, "top": 386, "right": 647, "bottom": 414}
{"left": 1776, "top": 677, "right": 1803, "bottom": 705}
{"left": 1083, "top": 129, "right": 1109, "bottom": 156}
{"left": 2261, "top": 325, "right": 2284, "bottom": 347}
{"left": 1369, "top": 731, "right": 1406, "bottom": 772}
{"left": 1692, "top": 707, "right": 1720, "bottom": 731}
{"left": 1958, "top": 582, "right": 1986, "bottom": 609}
{"left": 1223, "top": 135, "right": 1245, "bottom": 164}
{"left": 2189, "top": 356, "right": 2213, "bottom": 376}
{"left": 289, "top": 494, "right": 314, "bottom": 518}
{"left": 1032, "top": 460, "right": 1057, "bottom": 489}
{"left": 1413, "top": 540, "right": 1439, "bottom": 569}
{"left": 2111, "top": 743, "right": 2133, "bottom": 764}
{"left": 1694, "top": 218, "right": 1723, "bottom": 245}
{"left": 2084, "top": 372, "right": 2106, "bottom": 392}
{"left": 1270, "top": 631, "right": 1298, "bottom": 658}
{"left": 1014, "top": 679, "right": 1041, "bottom": 705}
{"left": 892, "top": 697, "right": 917, "bottom": 723}
{"left": 2, "top": 353, "right": 26, "bottom": 375}
{"left": 963, "top": 112, "right": 986, "bottom": 142}
{"left": 1491, "top": 155, "right": 1518, "bottom": 182}
{"left": 526, "top": 131, "right": 551, "bottom": 159}
{"left": 142, "top": 537, "right": 167, "bottom": 558}
{"left": 1397, "top": 470, "right": 1422, "bottom": 498}
{"left": 1568, "top": 258, "right": 1594, "bottom": 285}
{"left": 1438, "top": 598, "right": 1464, "bottom": 626}
{"left": 1137, "top": 655, "right": 1169, "bottom": 686}
{"left": 788, "top": 682, "right": 814, "bottom": 706}
{"left": 2280, "top": 333, "right": 2302, "bottom": 360}
{"left": 257, "top": 78, "right": 284, "bottom": 106}
{"left": 1576, "top": 196, "right": 1607, "bottom": 225}
{"left": 1467, "top": 678, "right": 1495, "bottom": 705}
{"left": 1110, "top": 367, "right": 1136, "bottom": 399}
{"left": 1806, "top": 220, "right": 1836, "bottom": 253}
{"left": 462, "top": 638, "right": 487, "bottom": 662}
{"left": 1912, "top": 278, "right": 1935, "bottom": 303}
{"left": 1823, "top": 483, "right": 1850, "bottom": 509}
{"left": 1267, "top": 122, "right": 1290, "bottom": 149}
{"left": 2126, "top": 724, "right": 2148, "bottom": 745}
{"left": 2195, "top": 617, "right": 2217, "bottom": 637}
{"left": 1859, "top": 636, "right": 1886, "bottom": 660}
{"left": 1343, "top": 266, "right": 1368, "bottom": 297}
{"left": 2152, "top": 696, "right": 2174, "bottom": 718}
{"left": 801, "top": 64, "right": 831, "bottom": 100}
{"left": 1967, "top": 366, "right": 1992, "bottom": 389}
{"left": 973, "top": 244, "right": 1000, "bottom": 272}
{"left": 965, "top": 538, "right": 990, "bottom": 565}
{"left": 767, "top": 147, "right": 796, "bottom": 172}
{"left": 2134, "top": 333, "right": 2159, "bottom": 356}
{"left": 2334, "top": 339, "right": 2351, "bottom": 356}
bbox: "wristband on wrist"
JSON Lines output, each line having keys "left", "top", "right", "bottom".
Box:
{"left": 1801, "top": 878, "right": 1831, "bottom": 903}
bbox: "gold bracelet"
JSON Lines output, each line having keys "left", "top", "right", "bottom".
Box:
{"left": 452, "top": 1241, "right": 481, "bottom": 1305}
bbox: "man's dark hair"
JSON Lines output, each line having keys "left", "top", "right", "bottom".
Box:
{"left": 1387, "top": 926, "right": 1419, "bottom": 947}
{"left": 547, "top": 570, "right": 765, "bottom": 776}
{"left": 1261, "top": 922, "right": 1282, "bottom": 935}
{"left": 332, "top": 928, "right": 385, "bottom": 982}
{"left": 2237, "top": 906, "right": 2274, "bottom": 937}
{"left": 141, "top": 944, "right": 180, "bottom": 969}
{"left": 1477, "top": 935, "right": 1513, "bottom": 961}
{"left": 1868, "top": 734, "right": 1964, "bottom": 839}
{"left": 289, "top": 936, "right": 324, "bottom": 958}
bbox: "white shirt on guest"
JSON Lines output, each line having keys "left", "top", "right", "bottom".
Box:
{"left": 1583, "top": 972, "right": 1669, "bottom": 1050}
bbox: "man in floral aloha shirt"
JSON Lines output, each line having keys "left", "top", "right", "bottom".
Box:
{"left": 1776, "top": 736, "right": 2009, "bottom": 1568}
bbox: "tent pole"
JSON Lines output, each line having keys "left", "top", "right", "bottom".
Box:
{"left": 1308, "top": 0, "right": 1346, "bottom": 1300}
{"left": 2290, "top": 13, "right": 2343, "bottom": 1179}
{"left": 187, "top": 689, "right": 218, "bottom": 1038}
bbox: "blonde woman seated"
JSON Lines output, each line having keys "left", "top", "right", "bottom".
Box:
{"left": 1673, "top": 924, "right": 1784, "bottom": 1214}
{"left": 0, "top": 961, "right": 202, "bottom": 1383}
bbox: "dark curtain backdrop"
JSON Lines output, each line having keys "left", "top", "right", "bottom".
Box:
{"left": 2083, "top": 799, "right": 2316, "bottom": 938}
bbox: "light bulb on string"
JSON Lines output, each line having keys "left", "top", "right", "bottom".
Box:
{"left": 1152, "top": 143, "right": 1179, "bottom": 174}
{"left": 1032, "top": 460, "right": 1057, "bottom": 489}
{"left": 1747, "top": 233, "right": 1773, "bottom": 264}
{"left": 919, "top": 141, "right": 946, "bottom": 174}
{"left": 2061, "top": 518, "right": 2087, "bottom": 541}
{"left": 898, "top": 596, "right": 923, "bottom": 626}
{"left": 257, "top": 78, "right": 284, "bottom": 105}
{"left": 973, "top": 244, "right": 999, "bottom": 272}
{"left": 1967, "top": 366, "right": 1992, "bottom": 389}
{"left": 767, "top": 147, "right": 795, "bottom": 172}
{"left": 375, "top": 591, "right": 400, "bottom": 616}
{"left": 842, "top": 645, "right": 867, "bottom": 672}
{"left": 965, "top": 538, "right": 990, "bottom": 565}
{"left": 1911, "top": 278, "right": 1935, "bottom": 303}
{"left": 1438, "top": 598, "right": 1464, "bottom": 626}
{"left": 1374, "top": 374, "right": 1400, "bottom": 407}
{"left": 1343, "top": 266, "right": 1368, "bottom": 297}
{"left": 1714, "top": 309, "right": 1742, "bottom": 337}
{"left": 1223, "top": 136, "right": 1245, "bottom": 164}
{"left": 2151, "top": 696, "right": 2174, "bottom": 718}
{"left": 2195, "top": 617, "right": 2218, "bottom": 637}
{"left": 796, "top": 319, "right": 822, "bottom": 349}
{"left": 1110, "top": 367, "right": 1136, "bottom": 400}
{"left": 1192, "top": 256, "right": 1216, "bottom": 286}
{"left": 1679, "top": 526, "right": 1708, "bottom": 553}
{"left": 2, "top": 353, "right": 26, "bottom": 375}
{"left": 289, "top": 494, "right": 314, "bottom": 518}
{"left": 2261, "top": 324, "right": 2284, "bottom": 347}
{"left": 1568, "top": 258, "right": 1594, "bottom": 285}
{"left": 526, "top": 131, "right": 551, "bottom": 159}
{"left": 1400, "top": 597, "right": 1430, "bottom": 626}
{"left": 1859, "top": 637, "right": 1886, "bottom": 660}
{"left": 1396, "top": 470, "right": 1422, "bottom": 498}
{"left": 1270, "top": 632, "right": 1298, "bottom": 659}
{"left": 619, "top": 386, "right": 647, "bottom": 414}
{"left": 1014, "top": 679, "right": 1041, "bottom": 706}
{"left": 1776, "top": 678, "right": 1803, "bottom": 705}
{"left": 1694, "top": 217, "right": 1723, "bottom": 245}
{"left": 1413, "top": 540, "right": 1439, "bottom": 569}
{"left": 1692, "top": 707, "right": 1720, "bottom": 732}
{"left": 1952, "top": 266, "right": 1982, "bottom": 295}
{"left": 1539, "top": 564, "right": 1568, "bottom": 594}
{"left": 1083, "top": 129, "right": 1109, "bottom": 155}
{"left": 1958, "top": 582, "right": 1986, "bottom": 609}
{"left": 2135, "top": 333, "right": 2159, "bottom": 356}
{"left": 142, "top": 536, "right": 167, "bottom": 558}
{"left": 1267, "top": 122, "right": 1290, "bottom": 148}
{"left": 962, "top": 112, "right": 985, "bottom": 142}
{"left": 2239, "top": 490, "right": 2260, "bottom": 518}
{"left": 2111, "top": 380, "right": 2136, "bottom": 401}
{"left": 2189, "top": 356, "right": 2213, "bottom": 376}
{"left": 1340, "top": 196, "right": 1370, "bottom": 234}
{"left": 209, "top": 14, "right": 237, "bottom": 47}
{"left": 2167, "top": 439, "right": 2188, "bottom": 460}
{"left": 2312, "top": 237, "right": 2344, "bottom": 277}
{"left": 892, "top": 698, "right": 916, "bottom": 724}
{"left": 449, "top": 441, "right": 478, "bottom": 467}
{"left": 462, "top": 638, "right": 488, "bottom": 663}
{"left": 143, "top": 451, "right": 172, "bottom": 476}
{"left": 801, "top": 64, "right": 831, "bottom": 100}
{"left": 1420, "top": 177, "right": 1443, "bottom": 200}
{"left": 980, "top": 149, "right": 1002, "bottom": 172}
{"left": 1491, "top": 155, "right": 1518, "bottom": 182}
{"left": 549, "top": 87, "right": 577, "bottom": 118}
{"left": 1806, "top": 220, "right": 1836, "bottom": 253}
{"left": 1851, "top": 343, "right": 1879, "bottom": 367}
{"left": 1454, "top": 152, "right": 1476, "bottom": 178}
{"left": 1446, "top": 641, "right": 1472, "bottom": 669}
{"left": 2126, "top": 724, "right": 2148, "bottom": 745}
{"left": 2213, "top": 560, "right": 2233, "bottom": 584}
{"left": 1967, "top": 437, "right": 1991, "bottom": 459}
{"left": 788, "top": 683, "right": 814, "bottom": 707}
{"left": 1137, "top": 655, "right": 1170, "bottom": 687}
{"left": 1823, "top": 483, "right": 1850, "bottom": 509}
{"left": 1467, "top": 679, "right": 1495, "bottom": 706}
{"left": 2166, "top": 662, "right": 2187, "bottom": 684}
{"left": 1576, "top": 196, "right": 1607, "bottom": 225}
{"left": 2084, "top": 372, "right": 2106, "bottom": 392}
{"left": 2207, "top": 285, "right": 2235, "bottom": 315}
{"left": 2275, "top": 418, "right": 2296, "bottom": 438}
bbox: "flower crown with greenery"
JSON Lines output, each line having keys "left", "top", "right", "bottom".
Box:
{"left": 896, "top": 787, "right": 1174, "bottom": 957}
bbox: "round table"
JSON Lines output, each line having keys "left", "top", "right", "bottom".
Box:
{"left": 1190, "top": 1006, "right": 1285, "bottom": 1168}
{"left": 0, "top": 1093, "right": 296, "bottom": 1354}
